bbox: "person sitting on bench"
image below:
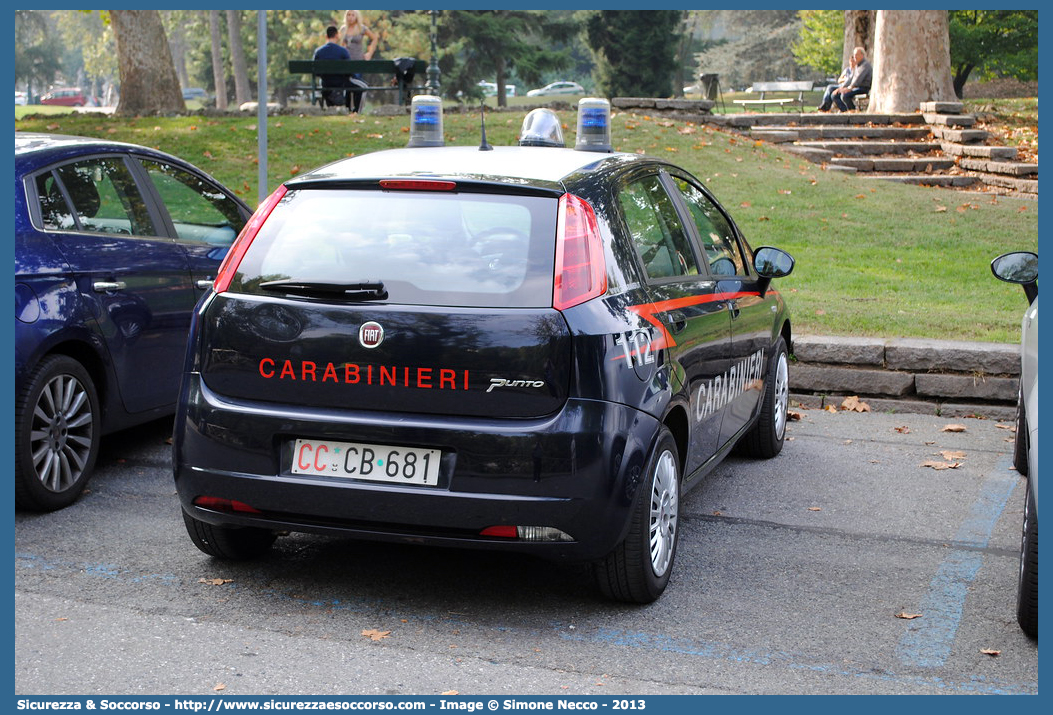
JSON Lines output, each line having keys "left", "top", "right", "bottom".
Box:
{"left": 313, "top": 25, "right": 358, "bottom": 113}
{"left": 833, "top": 46, "right": 872, "bottom": 112}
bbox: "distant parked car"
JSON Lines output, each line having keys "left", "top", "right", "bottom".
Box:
{"left": 991, "top": 250, "right": 1038, "bottom": 640}
{"left": 477, "top": 81, "right": 516, "bottom": 98}
{"left": 182, "top": 87, "right": 209, "bottom": 102}
{"left": 40, "top": 87, "right": 88, "bottom": 107}
{"left": 15, "top": 91, "right": 28, "bottom": 106}
{"left": 14, "top": 132, "right": 251, "bottom": 511}
{"left": 526, "top": 81, "right": 585, "bottom": 97}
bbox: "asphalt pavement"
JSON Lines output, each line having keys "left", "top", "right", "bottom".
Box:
{"left": 14, "top": 409, "right": 1038, "bottom": 696}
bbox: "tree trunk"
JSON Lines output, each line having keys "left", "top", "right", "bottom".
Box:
{"left": 166, "top": 13, "right": 189, "bottom": 88}
{"left": 110, "top": 10, "right": 186, "bottom": 116}
{"left": 210, "top": 10, "right": 228, "bottom": 110}
{"left": 869, "top": 10, "right": 957, "bottom": 114}
{"left": 842, "top": 10, "right": 874, "bottom": 69}
{"left": 226, "top": 10, "right": 251, "bottom": 106}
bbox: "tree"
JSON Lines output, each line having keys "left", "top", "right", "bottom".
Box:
{"left": 791, "top": 10, "right": 843, "bottom": 77}
{"left": 948, "top": 10, "right": 1038, "bottom": 98}
{"left": 227, "top": 10, "right": 252, "bottom": 105}
{"left": 16, "top": 11, "right": 64, "bottom": 100}
{"left": 586, "top": 10, "right": 683, "bottom": 98}
{"left": 869, "top": 10, "right": 956, "bottom": 114}
{"left": 210, "top": 11, "right": 228, "bottom": 110}
{"left": 437, "top": 11, "right": 574, "bottom": 107}
{"left": 109, "top": 9, "right": 186, "bottom": 115}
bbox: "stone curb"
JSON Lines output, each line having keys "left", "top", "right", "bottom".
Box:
{"left": 789, "top": 335, "right": 1021, "bottom": 418}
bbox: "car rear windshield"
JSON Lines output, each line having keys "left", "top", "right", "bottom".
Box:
{"left": 228, "top": 188, "right": 558, "bottom": 308}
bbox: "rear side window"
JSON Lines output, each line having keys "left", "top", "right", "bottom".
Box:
{"left": 618, "top": 174, "right": 700, "bottom": 281}
{"left": 228, "top": 189, "right": 557, "bottom": 308}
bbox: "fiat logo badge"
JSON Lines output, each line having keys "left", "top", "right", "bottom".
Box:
{"left": 358, "top": 321, "right": 385, "bottom": 349}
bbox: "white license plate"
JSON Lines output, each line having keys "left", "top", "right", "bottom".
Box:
{"left": 291, "top": 438, "right": 442, "bottom": 486}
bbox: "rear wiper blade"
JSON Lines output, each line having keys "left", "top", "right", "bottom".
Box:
{"left": 259, "top": 279, "right": 388, "bottom": 300}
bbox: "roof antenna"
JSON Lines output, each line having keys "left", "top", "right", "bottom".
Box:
{"left": 478, "top": 100, "right": 493, "bottom": 151}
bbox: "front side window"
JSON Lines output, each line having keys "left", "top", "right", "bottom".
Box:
{"left": 618, "top": 174, "right": 700, "bottom": 281}
{"left": 40, "top": 158, "right": 155, "bottom": 236}
{"left": 140, "top": 160, "right": 245, "bottom": 246}
{"left": 672, "top": 176, "right": 746, "bottom": 276}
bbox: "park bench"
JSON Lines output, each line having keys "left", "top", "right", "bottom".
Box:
{"left": 288, "top": 58, "right": 426, "bottom": 109}
{"left": 734, "top": 81, "right": 816, "bottom": 112}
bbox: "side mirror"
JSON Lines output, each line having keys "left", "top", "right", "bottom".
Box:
{"left": 753, "top": 246, "right": 794, "bottom": 298}
{"left": 991, "top": 251, "right": 1038, "bottom": 304}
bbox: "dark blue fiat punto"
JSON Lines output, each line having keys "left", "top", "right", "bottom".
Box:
{"left": 15, "top": 133, "right": 250, "bottom": 511}
{"left": 174, "top": 100, "right": 795, "bottom": 602}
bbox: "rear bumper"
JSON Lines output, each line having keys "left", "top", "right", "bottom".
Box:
{"left": 174, "top": 374, "right": 660, "bottom": 561}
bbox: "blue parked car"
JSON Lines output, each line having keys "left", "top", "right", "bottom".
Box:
{"left": 14, "top": 133, "right": 251, "bottom": 511}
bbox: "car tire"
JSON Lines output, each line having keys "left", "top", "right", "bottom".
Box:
{"left": 15, "top": 355, "right": 101, "bottom": 511}
{"left": 593, "top": 427, "right": 680, "bottom": 604}
{"left": 182, "top": 510, "right": 276, "bottom": 560}
{"left": 738, "top": 336, "right": 789, "bottom": 459}
{"left": 1016, "top": 481, "right": 1038, "bottom": 639}
{"left": 1013, "top": 397, "right": 1029, "bottom": 476}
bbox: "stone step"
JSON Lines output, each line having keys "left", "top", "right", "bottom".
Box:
{"left": 727, "top": 112, "right": 923, "bottom": 127}
{"left": 781, "top": 145, "right": 835, "bottom": 163}
{"left": 929, "top": 126, "right": 990, "bottom": 144}
{"left": 795, "top": 141, "right": 941, "bottom": 156}
{"left": 829, "top": 157, "right": 956, "bottom": 172}
{"left": 923, "top": 113, "right": 977, "bottom": 127}
{"left": 750, "top": 125, "right": 932, "bottom": 140}
{"left": 920, "top": 100, "right": 965, "bottom": 115}
{"left": 958, "top": 157, "right": 1037, "bottom": 176}
{"left": 940, "top": 143, "right": 1018, "bottom": 160}
{"left": 971, "top": 173, "right": 1039, "bottom": 194}
{"left": 857, "top": 174, "right": 981, "bottom": 187}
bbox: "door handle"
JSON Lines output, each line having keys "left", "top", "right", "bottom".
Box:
{"left": 196, "top": 279, "right": 215, "bottom": 290}
{"left": 666, "top": 310, "right": 688, "bottom": 334}
{"left": 727, "top": 300, "right": 740, "bottom": 319}
{"left": 92, "top": 280, "right": 127, "bottom": 293}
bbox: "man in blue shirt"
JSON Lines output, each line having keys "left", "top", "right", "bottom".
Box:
{"left": 314, "top": 26, "right": 353, "bottom": 112}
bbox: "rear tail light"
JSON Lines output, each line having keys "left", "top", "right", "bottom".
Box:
{"left": 480, "top": 525, "right": 574, "bottom": 542}
{"left": 379, "top": 179, "right": 456, "bottom": 191}
{"left": 193, "top": 496, "right": 263, "bottom": 514}
{"left": 213, "top": 184, "right": 289, "bottom": 294}
{"left": 553, "top": 193, "right": 607, "bottom": 311}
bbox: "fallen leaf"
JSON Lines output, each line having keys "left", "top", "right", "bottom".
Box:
{"left": 808, "top": 507, "right": 822, "bottom": 512}
{"left": 995, "top": 423, "right": 1015, "bottom": 431}
{"left": 941, "top": 424, "right": 967, "bottom": 433}
{"left": 787, "top": 410, "right": 803, "bottom": 421}
{"left": 740, "top": 201, "right": 752, "bottom": 208}
{"left": 214, "top": 683, "right": 227, "bottom": 691}
{"left": 824, "top": 405, "right": 838, "bottom": 413}
{"left": 778, "top": 189, "right": 792, "bottom": 195}
{"left": 980, "top": 648, "right": 1001, "bottom": 657}
{"left": 758, "top": 216, "right": 770, "bottom": 221}
{"left": 894, "top": 426, "right": 911, "bottom": 434}
{"left": 854, "top": 194, "right": 866, "bottom": 199}
{"left": 921, "top": 460, "right": 961, "bottom": 470}
{"left": 938, "top": 450, "right": 966, "bottom": 461}
{"left": 843, "top": 439, "right": 853, "bottom": 445}
{"left": 1017, "top": 205, "right": 1028, "bottom": 213}
{"left": 361, "top": 629, "right": 391, "bottom": 642}
{"left": 366, "top": 133, "right": 384, "bottom": 139}
{"left": 935, "top": 206, "right": 948, "bottom": 213}
{"left": 441, "top": 690, "right": 459, "bottom": 696}
{"left": 895, "top": 612, "right": 923, "bottom": 620}
{"left": 841, "top": 395, "right": 871, "bottom": 412}
{"left": 198, "top": 578, "right": 233, "bottom": 586}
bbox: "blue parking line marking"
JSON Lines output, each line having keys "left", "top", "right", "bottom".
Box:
{"left": 896, "top": 456, "right": 1019, "bottom": 668}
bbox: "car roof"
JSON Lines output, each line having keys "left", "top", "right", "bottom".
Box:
{"left": 15, "top": 132, "right": 192, "bottom": 171}
{"left": 288, "top": 145, "right": 652, "bottom": 194}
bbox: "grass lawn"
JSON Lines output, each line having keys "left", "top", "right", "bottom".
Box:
{"left": 15, "top": 101, "right": 1037, "bottom": 343}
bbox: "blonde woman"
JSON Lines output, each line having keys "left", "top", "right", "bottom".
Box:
{"left": 340, "top": 10, "right": 378, "bottom": 61}
{"left": 339, "top": 10, "right": 379, "bottom": 113}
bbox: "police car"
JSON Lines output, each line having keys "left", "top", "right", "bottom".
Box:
{"left": 173, "top": 97, "right": 796, "bottom": 603}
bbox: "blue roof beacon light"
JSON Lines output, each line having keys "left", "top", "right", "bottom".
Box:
{"left": 407, "top": 95, "right": 445, "bottom": 147}
{"left": 518, "top": 108, "right": 565, "bottom": 148}
{"left": 575, "top": 98, "right": 612, "bottom": 153}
